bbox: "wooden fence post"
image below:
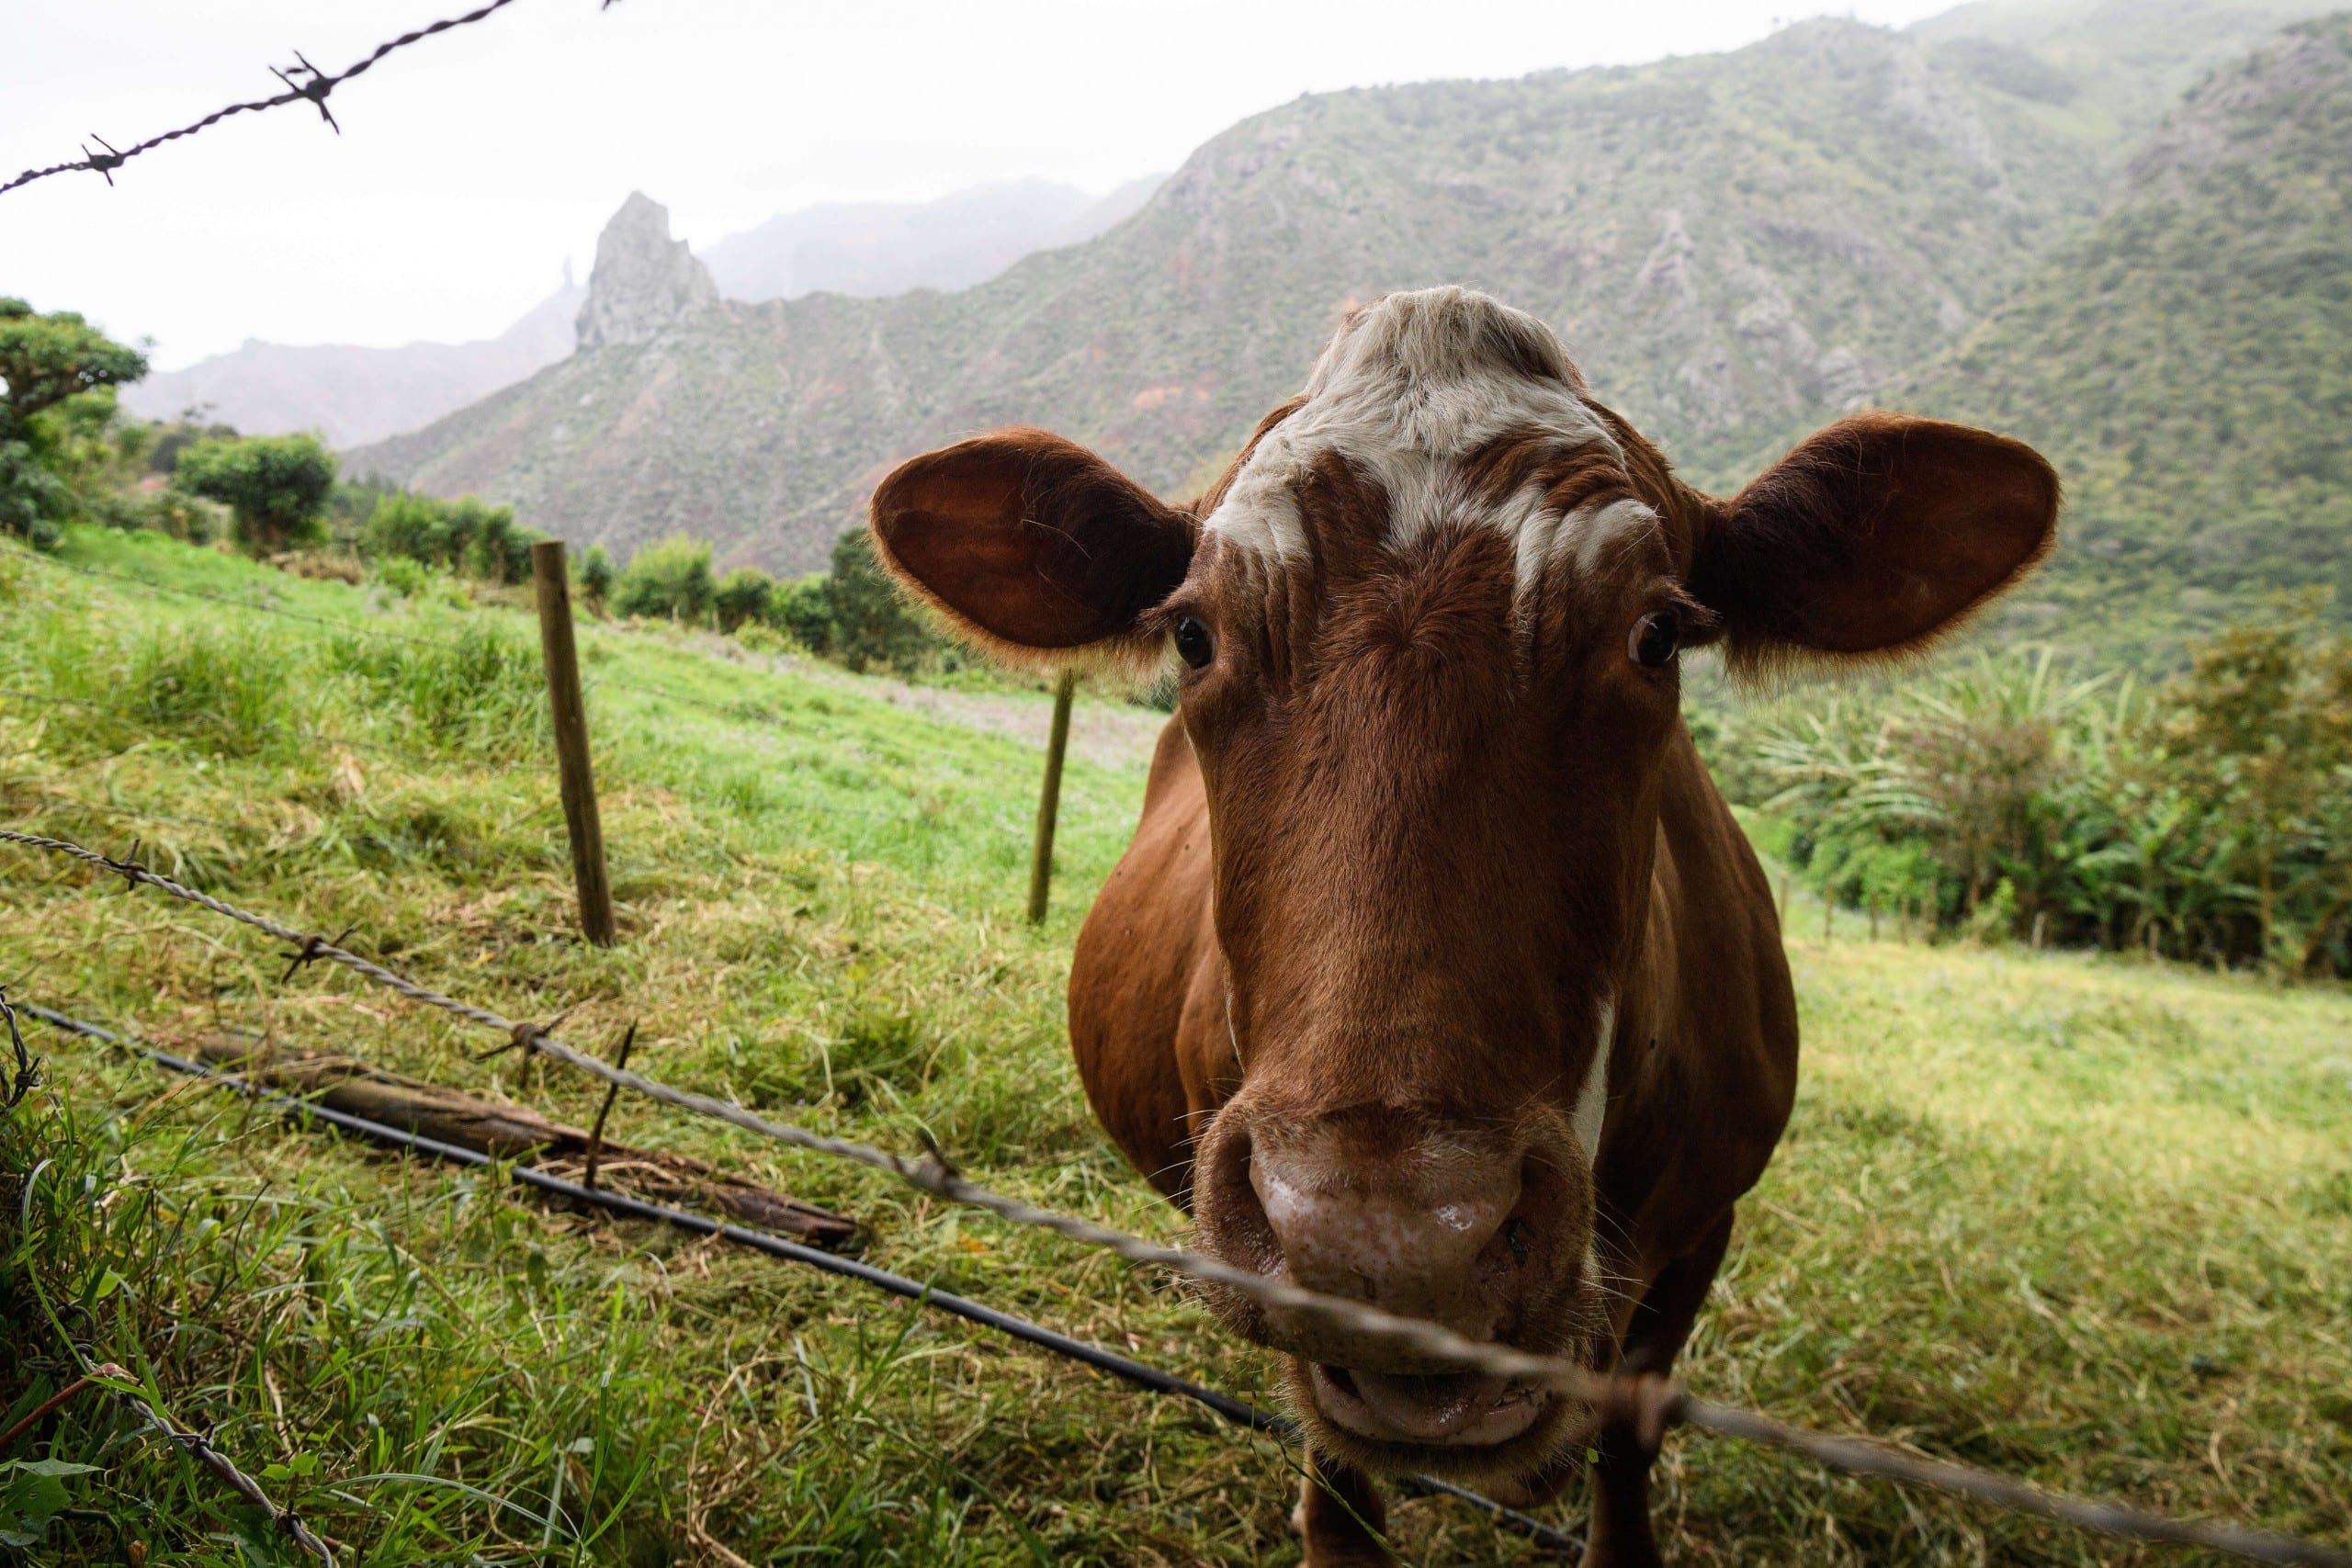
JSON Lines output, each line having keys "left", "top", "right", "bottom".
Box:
{"left": 531, "top": 539, "right": 616, "bottom": 947}
{"left": 1868, "top": 896, "right": 1879, "bottom": 943}
{"left": 1777, "top": 873, "right": 1790, "bottom": 927}
{"left": 1027, "top": 671, "right": 1078, "bottom": 925}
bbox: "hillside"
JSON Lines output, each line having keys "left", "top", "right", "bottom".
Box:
{"left": 1894, "top": 13, "right": 2352, "bottom": 649}
{"left": 121, "top": 280, "right": 584, "bottom": 449}
{"left": 355, "top": 16, "right": 2157, "bottom": 572}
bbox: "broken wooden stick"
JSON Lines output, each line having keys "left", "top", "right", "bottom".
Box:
{"left": 184, "top": 1032, "right": 855, "bottom": 1248}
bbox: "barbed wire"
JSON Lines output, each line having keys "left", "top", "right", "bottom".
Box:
{"left": 3, "top": 826, "right": 2346, "bottom": 1564}
{"left": 18, "top": 998, "right": 1586, "bottom": 1555}
{"left": 1, "top": 0, "right": 594, "bottom": 197}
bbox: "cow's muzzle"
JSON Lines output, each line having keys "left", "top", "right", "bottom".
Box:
{"left": 1190, "top": 1102, "right": 1602, "bottom": 1472}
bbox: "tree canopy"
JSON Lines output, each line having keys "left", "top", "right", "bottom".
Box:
{"left": 176, "top": 434, "right": 338, "bottom": 556}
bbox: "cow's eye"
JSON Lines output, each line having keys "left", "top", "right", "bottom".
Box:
{"left": 1629, "top": 610, "right": 1679, "bottom": 669}
{"left": 1174, "top": 615, "right": 1215, "bottom": 670}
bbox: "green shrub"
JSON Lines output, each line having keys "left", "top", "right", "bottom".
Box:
{"left": 714, "top": 566, "right": 775, "bottom": 632}
{"left": 372, "top": 554, "right": 433, "bottom": 599}
{"left": 819, "top": 526, "right": 937, "bottom": 673}
{"left": 175, "top": 434, "right": 336, "bottom": 557}
{"left": 580, "top": 543, "right": 616, "bottom": 614}
{"left": 613, "top": 535, "right": 715, "bottom": 623}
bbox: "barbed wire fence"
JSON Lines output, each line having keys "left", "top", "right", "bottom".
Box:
{"left": 1, "top": 0, "right": 613, "bottom": 198}
{"left": 3, "top": 825, "right": 2346, "bottom": 1567}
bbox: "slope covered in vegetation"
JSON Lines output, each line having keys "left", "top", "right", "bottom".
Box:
{"left": 357, "top": 4, "right": 2280, "bottom": 573}
{"left": 1896, "top": 13, "right": 2352, "bottom": 652}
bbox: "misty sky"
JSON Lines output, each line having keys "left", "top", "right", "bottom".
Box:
{"left": 3, "top": 0, "right": 1951, "bottom": 369}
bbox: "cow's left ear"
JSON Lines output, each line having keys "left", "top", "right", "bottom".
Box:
{"left": 1688, "top": 412, "right": 2059, "bottom": 666}
{"left": 869, "top": 427, "right": 1194, "bottom": 667}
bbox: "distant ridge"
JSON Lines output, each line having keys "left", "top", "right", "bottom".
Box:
{"left": 1892, "top": 11, "right": 2352, "bottom": 653}
{"left": 352, "top": 0, "right": 2343, "bottom": 619}
{"left": 122, "top": 282, "right": 583, "bottom": 449}
{"left": 702, "top": 176, "right": 1165, "bottom": 303}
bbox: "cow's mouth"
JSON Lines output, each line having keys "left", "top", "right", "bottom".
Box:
{"left": 1307, "top": 1361, "right": 1550, "bottom": 1447}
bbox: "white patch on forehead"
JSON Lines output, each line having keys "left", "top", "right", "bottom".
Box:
{"left": 1511, "top": 494, "right": 1661, "bottom": 600}
{"left": 1202, "top": 287, "right": 1632, "bottom": 592}
{"left": 1572, "top": 996, "right": 1614, "bottom": 1164}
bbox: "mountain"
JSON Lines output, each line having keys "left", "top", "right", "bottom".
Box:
{"left": 351, "top": 0, "right": 2339, "bottom": 581}
{"left": 121, "top": 281, "right": 584, "bottom": 450}
{"left": 702, "top": 177, "right": 1165, "bottom": 303}
{"left": 1892, "top": 12, "right": 2352, "bottom": 652}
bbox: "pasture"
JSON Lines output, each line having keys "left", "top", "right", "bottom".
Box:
{"left": 2, "top": 527, "right": 2346, "bottom": 1565}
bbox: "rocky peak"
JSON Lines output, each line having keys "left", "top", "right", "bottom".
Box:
{"left": 576, "top": 192, "right": 718, "bottom": 350}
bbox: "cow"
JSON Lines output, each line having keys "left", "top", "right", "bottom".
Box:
{"left": 869, "top": 288, "right": 2057, "bottom": 1566}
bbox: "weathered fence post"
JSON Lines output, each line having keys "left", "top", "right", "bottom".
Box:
{"left": 531, "top": 539, "right": 616, "bottom": 947}
{"left": 1868, "top": 896, "right": 1880, "bottom": 943}
{"left": 1822, "top": 890, "right": 1834, "bottom": 944}
{"left": 2030, "top": 910, "right": 2047, "bottom": 950}
{"left": 1027, "top": 670, "right": 1078, "bottom": 924}
{"left": 1777, "top": 873, "right": 1790, "bottom": 927}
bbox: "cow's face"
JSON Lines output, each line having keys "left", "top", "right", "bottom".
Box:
{"left": 871, "top": 288, "right": 2056, "bottom": 1484}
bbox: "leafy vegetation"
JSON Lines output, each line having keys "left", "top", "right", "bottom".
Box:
{"left": 1732, "top": 597, "right": 2352, "bottom": 972}
{"left": 175, "top": 433, "right": 339, "bottom": 557}
{"left": 0, "top": 299, "right": 149, "bottom": 550}
{"left": 2, "top": 527, "right": 2346, "bottom": 1563}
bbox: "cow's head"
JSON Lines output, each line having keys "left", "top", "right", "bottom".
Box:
{"left": 871, "top": 288, "right": 2055, "bottom": 1482}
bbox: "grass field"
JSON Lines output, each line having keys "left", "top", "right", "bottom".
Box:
{"left": 2, "top": 528, "right": 2346, "bottom": 1566}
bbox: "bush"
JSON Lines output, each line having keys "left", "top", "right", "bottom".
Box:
{"left": 821, "top": 526, "right": 937, "bottom": 673}
{"left": 372, "top": 556, "right": 434, "bottom": 599}
{"left": 175, "top": 434, "right": 336, "bottom": 556}
{"left": 365, "top": 491, "right": 538, "bottom": 582}
{"left": 772, "top": 574, "right": 834, "bottom": 652}
{"left": 1748, "top": 603, "right": 2352, "bottom": 973}
{"left": 612, "top": 535, "right": 715, "bottom": 623}
{"left": 714, "top": 566, "right": 775, "bottom": 633}
{"left": 580, "top": 544, "right": 615, "bottom": 614}
{"left": 0, "top": 439, "right": 68, "bottom": 549}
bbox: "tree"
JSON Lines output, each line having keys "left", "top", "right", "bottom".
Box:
{"left": 714, "top": 566, "right": 775, "bottom": 633}
{"left": 580, "top": 544, "right": 616, "bottom": 614}
{"left": 176, "top": 434, "right": 337, "bottom": 556}
{"left": 0, "top": 298, "right": 147, "bottom": 435}
{"left": 0, "top": 297, "right": 148, "bottom": 547}
{"left": 611, "top": 535, "right": 715, "bottom": 622}
{"left": 827, "top": 525, "right": 935, "bottom": 672}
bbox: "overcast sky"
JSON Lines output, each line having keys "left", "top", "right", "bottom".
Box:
{"left": 3, "top": 0, "right": 1952, "bottom": 369}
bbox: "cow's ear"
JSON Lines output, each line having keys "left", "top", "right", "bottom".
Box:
{"left": 869, "top": 428, "right": 1194, "bottom": 666}
{"left": 1688, "top": 413, "right": 2058, "bottom": 669}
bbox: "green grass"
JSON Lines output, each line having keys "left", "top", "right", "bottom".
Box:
{"left": 3, "top": 529, "right": 2348, "bottom": 1564}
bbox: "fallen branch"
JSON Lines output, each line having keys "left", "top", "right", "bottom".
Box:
{"left": 183, "top": 1032, "right": 854, "bottom": 1248}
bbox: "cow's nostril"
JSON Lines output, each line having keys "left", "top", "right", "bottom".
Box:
{"left": 1209, "top": 1127, "right": 1284, "bottom": 1277}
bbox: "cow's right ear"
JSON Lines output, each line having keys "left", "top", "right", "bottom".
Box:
{"left": 869, "top": 428, "right": 1195, "bottom": 665}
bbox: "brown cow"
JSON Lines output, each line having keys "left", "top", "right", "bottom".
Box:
{"left": 871, "top": 288, "right": 2056, "bottom": 1566}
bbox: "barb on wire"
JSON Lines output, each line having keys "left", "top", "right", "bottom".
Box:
{"left": 3, "top": 0, "right": 537, "bottom": 197}
{"left": 4, "top": 825, "right": 2349, "bottom": 1567}
{"left": 0, "top": 983, "right": 40, "bottom": 1110}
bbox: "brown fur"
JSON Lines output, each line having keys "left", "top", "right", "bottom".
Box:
{"left": 865, "top": 291, "right": 2058, "bottom": 1566}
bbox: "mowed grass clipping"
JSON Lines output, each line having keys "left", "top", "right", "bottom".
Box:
{"left": 1, "top": 529, "right": 2347, "bottom": 1566}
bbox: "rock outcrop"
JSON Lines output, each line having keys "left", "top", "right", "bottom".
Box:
{"left": 575, "top": 192, "right": 718, "bottom": 350}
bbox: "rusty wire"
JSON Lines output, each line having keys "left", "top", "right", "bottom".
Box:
{"left": 1, "top": 0, "right": 597, "bottom": 197}
{"left": 3, "top": 825, "right": 2348, "bottom": 1566}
